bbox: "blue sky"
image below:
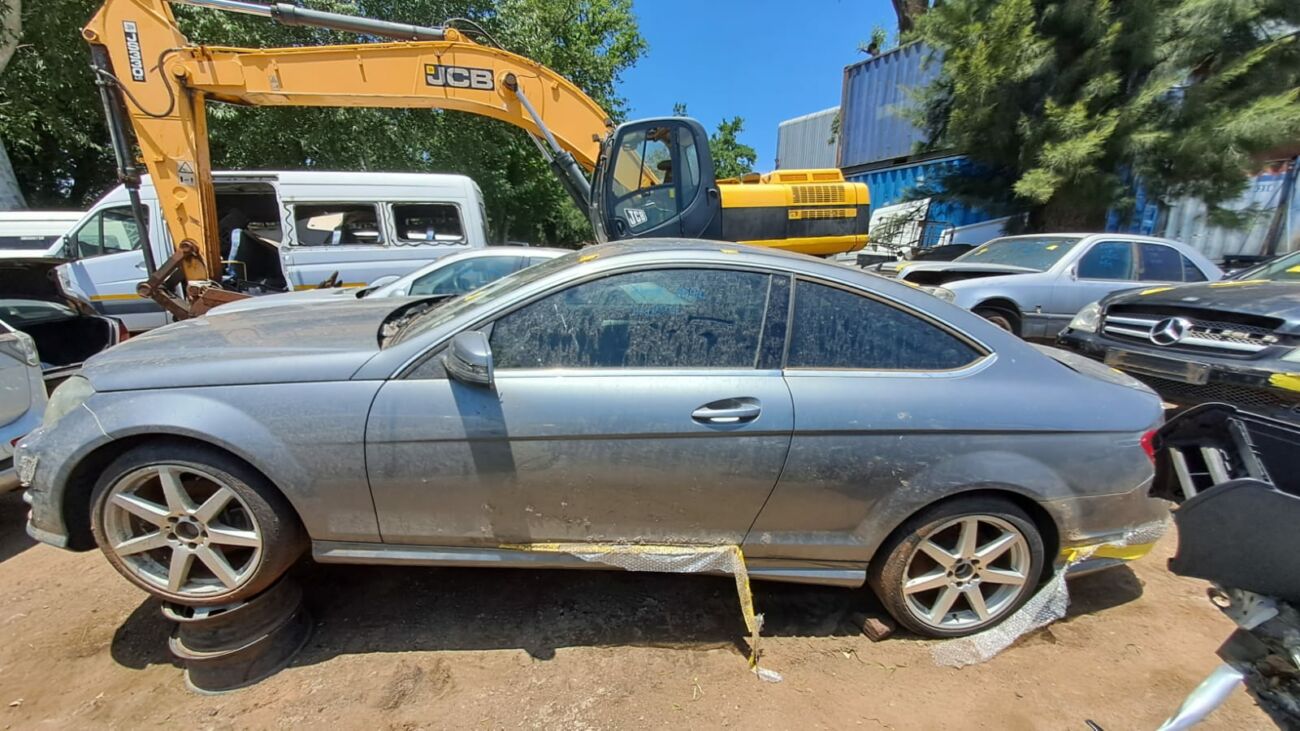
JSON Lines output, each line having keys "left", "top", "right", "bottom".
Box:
{"left": 622, "top": 0, "right": 895, "bottom": 170}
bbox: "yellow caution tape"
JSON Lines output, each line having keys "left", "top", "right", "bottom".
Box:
{"left": 1045, "top": 244, "right": 1059, "bottom": 251}
{"left": 1059, "top": 541, "right": 1156, "bottom": 564}
{"left": 578, "top": 253, "right": 600, "bottom": 262}
{"left": 1139, "top": 286, "right": 1174, "bottom": 296}
{"left": 1210, "top": 279, "right": 1268, "bottom": 287}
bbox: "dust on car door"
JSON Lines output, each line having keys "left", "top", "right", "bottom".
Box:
{"left": 365, "top": 266, "right": 794, "bottom": 546}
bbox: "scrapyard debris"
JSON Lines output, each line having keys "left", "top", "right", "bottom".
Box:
{"left": 849, "top": 612, "right": 897, "bottom": 642}
{"left": 501, "top": 543, "right": 781, "bottom": 681}
{"left": 931, "top": 519, "right": 1170, "bottom": 668}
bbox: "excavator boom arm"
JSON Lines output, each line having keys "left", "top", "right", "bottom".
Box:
{"left": 84, "top": 0, "right": 612, "bottom": 294}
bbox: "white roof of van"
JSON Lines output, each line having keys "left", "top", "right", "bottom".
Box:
{"left": 119, "top": 170, "right": 476, "bottom": 187}
{"left": 0, "top": 211, "right": 85, "bottom": 221}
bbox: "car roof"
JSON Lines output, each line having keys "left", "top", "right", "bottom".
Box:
{"left": 989, "top": 232, "right": 1190, "bottom": 246}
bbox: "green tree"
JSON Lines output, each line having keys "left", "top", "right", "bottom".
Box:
{"left": 913, "top": 0, "right": 1300, "bottom": 231}
{"left": 709, "top": 116, "right": 757, "bottom": 179}
{"left": 0, "top": 0, "right": 645, "bottom": 245}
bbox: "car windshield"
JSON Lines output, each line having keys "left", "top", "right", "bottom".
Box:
{"left": 954, "top": 236, "right": 1082, "bottom": 271}
{"left": 384, "top": 251, "right": 581, "bottom": 347}
{"left": 1231, "top": 251, "right": 1300, "bottom": 282}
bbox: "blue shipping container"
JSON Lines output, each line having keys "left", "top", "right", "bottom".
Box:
{"left": 849, "top": 156, "right": 995, "bottom": 230}
{"left": 839, "top": 43, "right": 942, "bottom": 171}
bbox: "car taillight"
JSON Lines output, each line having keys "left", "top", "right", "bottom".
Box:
{"left": 1140, "top": 430, "right": 1157, "bottom": 464}
{"left": 115, "top": 319, "right": 130, "bottom": 343}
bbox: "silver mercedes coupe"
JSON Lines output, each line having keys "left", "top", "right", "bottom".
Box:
{"left": 17, "top": 240, "right": 1169, "bottom": 638}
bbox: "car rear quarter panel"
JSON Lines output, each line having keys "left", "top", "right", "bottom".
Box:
{"left": 28, "top": 382, "right": 383, "bottom": 544}
{"left": 743, "top": 352, "right": 1164, "bottom": 563}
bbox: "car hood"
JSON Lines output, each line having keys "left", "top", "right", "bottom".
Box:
{"left": 81, "top": 297, "right": 410, "bottom": 391}
{"left": 209, "top": 287, "right": 365, "bottom": 315}
{"left": 1103, "top": 280, "right": 1300, "bottom": 333}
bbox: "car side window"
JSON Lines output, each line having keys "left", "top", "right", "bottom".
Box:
{"left": 1181, "top": 255, "right": 1208, "bottom": 282}
{"left": 787, "top": 280, "right": 980, "bottom": 370}
{"left": 408, "top": 257, "right": 521, "bottom": 297}
{"left": 490, "top": 268, "right": 770, "bottom": 369}
{"left": 1137, "top": 243, "right": 1184, "bottom": 282}
{"left": 392, "top": 203, "right": 465, "bottom": 244}
{"left": 69, "top": 206, "right": 145, "bottom": 259}
{"left": 1076, "top": 241, "right": 1134, "bottom": 280}
{"left": 293, "top": 203, "right": 383, "bottom": 246}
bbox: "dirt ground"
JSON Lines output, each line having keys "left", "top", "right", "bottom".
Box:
{"left": 0, "top": 490, "right": 1273, "bottom": 730}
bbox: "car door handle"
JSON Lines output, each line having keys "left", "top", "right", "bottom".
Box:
{"left": 691, "top": 398, "right": 761, "bottom": 424}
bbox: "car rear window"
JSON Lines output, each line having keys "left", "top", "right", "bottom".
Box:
{"left": 786, "top": 281, "right": 982, "bottom": 371}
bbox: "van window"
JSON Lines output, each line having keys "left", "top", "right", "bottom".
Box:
{"left": 392, "top": 203, "right": 466, "bottom": 244}
{"left": 69, "top": 206, "right": 145, "bottom": 259}
{"left": 293, "top": 204, "right": 383, "bottom": 246}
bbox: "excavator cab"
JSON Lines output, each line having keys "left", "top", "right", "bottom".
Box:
{"left": 592, "top": 118, "right": 722, "bottom": 242}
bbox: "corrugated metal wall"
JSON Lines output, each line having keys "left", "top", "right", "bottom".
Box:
{"left": 839, "top": 43, "right": 941, "bottom": 171}
{"left": 1163, "top": 162, "right": 1296, "bottom": 260}
{"left": 847, "top": 156, "right": 994, "bottom": 229}
{"left": 776, "top": 107, "right": 839, "bottom": 170}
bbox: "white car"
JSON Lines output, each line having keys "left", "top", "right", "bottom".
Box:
{"left": 897, "top": 234, "right": 1222, "bottom": 337}
{"left": 0, "top": 322, "right": 47, "bottom": 492}
{"left": 210, "top": 247, "right": 568, "bottom": 315}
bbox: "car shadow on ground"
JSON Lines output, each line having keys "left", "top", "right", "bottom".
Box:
{"left": 109, "top": 559, "right": 1146, "bottom": 672}
{"left": 0, "top": 490, "right": 36, "bottom": 564}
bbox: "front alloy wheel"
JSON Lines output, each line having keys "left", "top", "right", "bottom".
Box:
{"left": 91, "top": 442, "right": 305, "bottom": 606}
{"left": 102, "top": 465, "right": 263, "bottom": 598}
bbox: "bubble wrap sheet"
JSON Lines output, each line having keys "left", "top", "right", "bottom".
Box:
{"left": 931, "top": 518, "right": 1169, "bottom": 668}
{"left": 505, "top": 543, "right": 780, "bottom": 681}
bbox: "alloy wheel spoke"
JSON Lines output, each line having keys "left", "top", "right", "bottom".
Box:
{"left": 918, "top": 540, "right": 959, "bottom": 569}
{"left": 157, "top": 467, "right": 194, "bottom": 514}
{"left": 965, "top": 585, "right": 991, "bottom": 621}
{"left": 207, "top": 527, "right": 260, "bottom": 548}
{"left": 111, "top": 493, "right": 171, "bottom": 527}
{"left": 957, "top": 518, "right": 979, "bottom": 559}
{"left": 196, "top": 546, "right": 240, "bottom": 588}
{"left": 904, "top": 569, "right": 952, "bottom": 595}
{"left": 928, "top": 586, "right": 960, "bottom": 624}
{"left": 981, "top": 567, "right": 1027, "bottom": 586}
{"left": 975, "top": 532, "right": 1019, "bottom": 564}
{"left": 168, "top": 547, "right": 194, "bottom": 592}
{"left": 193, "top": 487, "right": 236, "bottom": 524}
{"left": 114, "top": 531, "right": 170, "bottom": 556}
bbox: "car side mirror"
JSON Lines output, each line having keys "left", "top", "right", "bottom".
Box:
{"left": 1068, "top": 264, "right": 1079, "bottom": 281}
{"left": 444, "top": 330, "right": 494, "bottom": 387}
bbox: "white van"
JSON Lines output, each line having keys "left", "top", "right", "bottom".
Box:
{"left": 56, "top": 171, "right": 489, "bottom": 331}
{"left": 0, "top": 212, "right": 85, "bottom": 258}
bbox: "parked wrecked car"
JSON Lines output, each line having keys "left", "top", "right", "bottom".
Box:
{"left": 0, "top": 258, "right": 127, "bottom": 388}
{"left": 210, "top": 247, "right": 568, "bottom": 315}
{"left": 18, "top": 240, "right": 1169, "bottom": 638}
{"left": 0, "top": 321, "right": 48, "bottom": 492}
{"left": 897, "top": 234, "right": 1222, "bottom": 337}
{"left": 1059, "top": 249, "right": 1300, "bottom": 419}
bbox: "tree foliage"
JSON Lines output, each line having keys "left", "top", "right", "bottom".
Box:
{"left": 709, "top": 116, "right": 757, "bottom": 179}
{"left": 0, "top": 0, "right": 645, "bottom": 244}
{"left": 914, "top": 0, "right": 1300, "bottom": 231}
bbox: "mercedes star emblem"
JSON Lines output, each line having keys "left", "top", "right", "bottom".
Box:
{"left": 1149, "top": 317, "right": 1191, "bottom": 346}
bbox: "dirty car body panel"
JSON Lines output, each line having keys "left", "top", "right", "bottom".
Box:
{"left": 19, "top": 240, "right": 1168, "bottom": 591}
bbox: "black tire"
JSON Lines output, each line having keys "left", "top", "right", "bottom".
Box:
{"left": 90, "top": 440, "right": 305, "bottom": 607}
{"left": 868, "top": 496, "right": 1045, "bottom": 638}
{"left": 974, "top": 306, "right": 1020, "bottom": 335}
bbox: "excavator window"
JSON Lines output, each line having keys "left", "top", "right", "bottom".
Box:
{"left": 609, "top": 127, "right": 678, "bottom": 234}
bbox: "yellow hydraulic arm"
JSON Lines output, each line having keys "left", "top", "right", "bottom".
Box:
{"left": 85, "top": 0, "right": 614, "bottom": 314}
{"left": 86, "top": 0, "right": 869, "bottom": 318}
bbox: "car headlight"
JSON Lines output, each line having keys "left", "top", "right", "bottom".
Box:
{"left": 1069, "top": 301, "right": 1102, "bottom": 333}
{"left": 924, "top": 286, "right": 957, "bottom": 304}
{"left": 42, "top": 376, "right": 95, "bottom": 428}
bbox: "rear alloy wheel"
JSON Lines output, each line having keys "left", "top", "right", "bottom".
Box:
{"left": 91, "top": 443, "right": 304, "bottom": 606}
{"left": 870, "top": 498, "right": 1044, "bottom": 638}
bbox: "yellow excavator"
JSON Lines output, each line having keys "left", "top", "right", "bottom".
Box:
{"left": 85, "top": 0, "right": 870, "bottom": 317}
